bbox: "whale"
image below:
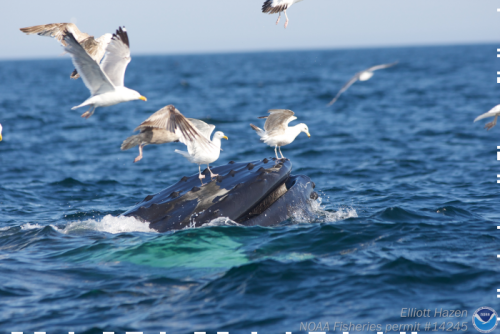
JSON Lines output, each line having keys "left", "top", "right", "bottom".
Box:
{"left": 123, "top": 158, "right": 318, "bottom": 232}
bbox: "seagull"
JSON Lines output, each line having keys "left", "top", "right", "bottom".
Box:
{"left": 250, "top": 109, "right": 310, "bottom": 159}
{"left": 121, "top": 104, "right": 216, "bottom": 163}
{"left": 20, "top": 23, "right": 112, "bottom": 80}
{"left": 0, "top": 123, "right": 2, "bottom": 142}
{"left": 474, "top": 104, "right": 500, "bottom": 130}
{"left": 327, "top": 62, "right": 398, "bottom": 106}
{"left": 63, "top": 26, "right": 147, "bottom": 118}
{"left": 262, "top": 0, "right": 304, "bottom": 28}
{"left": 175, "top": 120, "right": 228, "bottom": 183}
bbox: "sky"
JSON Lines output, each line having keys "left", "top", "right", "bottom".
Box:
{"left": 0, "top": 0, "right": 499, "bottom": 60}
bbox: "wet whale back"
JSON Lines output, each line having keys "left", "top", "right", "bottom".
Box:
{"left": 123, "top": 158, "right": 292, "bottom": 232}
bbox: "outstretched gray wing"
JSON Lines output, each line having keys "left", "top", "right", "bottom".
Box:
{"left": 20, "top": 22, "right": 90, "bottom": 45}
{"left": 327, "top": 73, "right": 361, "bottom": 106}
{"left": 366, "top": 61, "right": 398, "bottom": 72}
{"left": 264, "top": 109, "right": 296, "bottom": 136}
{"left": 63, "top": 32, "right": 114, "bottom": 96}
{"left": 188, "top": 119, "right": 216, "bottom": 140}
{"left": 100, "top": 27, "right": 131, "bottom": 87}
{"left": 135, "top": 105, "right": 215, "bottom": 149}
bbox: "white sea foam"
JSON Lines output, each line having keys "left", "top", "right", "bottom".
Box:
{"left": 56, "top": 214, "right": 157, "bottom": 234}
{"left": 204, "top": 217, "right": 242, "bottom": 227}
{"left": 20, "top": 223, "right": 44, "bottom": 230}
{"left": 308, "top": 197, "right": 358, "bottom": 223}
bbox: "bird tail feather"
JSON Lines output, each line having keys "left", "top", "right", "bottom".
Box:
{"left": 121, "top": 134, "right": 141, "bottom": 150}
{"left": 475, "top": 105, "right": 500, "bottom": 122}
{"left": 474, "top": 112, "right": 491, "bottom": 122}
{"left": 174, "top": 149, "right": 191, "bottom": 159}
{"left": 250, "top": 124, "right": 265, "bottom": 137}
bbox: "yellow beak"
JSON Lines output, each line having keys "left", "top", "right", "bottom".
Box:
{"left": 223, "top": 136, "right": 228, "bottom": 140}
{"left": 306, "top": 132, "right": 311, "bottom": 138}
{"left": 0, "top": 134, "right": 2, "bottom": 141}
{"left": 139, "top": 96, "right": 147, "bottom": 101}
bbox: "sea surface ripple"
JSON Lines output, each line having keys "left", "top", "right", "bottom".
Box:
{"left": 0, "top": 45, "right": 499, "bottom": 333}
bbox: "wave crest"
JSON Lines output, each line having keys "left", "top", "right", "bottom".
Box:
{"left": 57, "top": 215, "right": 157, "bottom": 234}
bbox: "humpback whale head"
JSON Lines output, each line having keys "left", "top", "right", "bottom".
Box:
{"left": 123, "top": 158, "right": 318, "bottom": 232}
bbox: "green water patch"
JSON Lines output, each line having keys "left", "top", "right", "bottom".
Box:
{"left": 110, "top": 228, "right": 250, "bottom": 270}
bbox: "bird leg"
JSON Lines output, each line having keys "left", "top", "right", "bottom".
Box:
{"left": 284, "top": 10, "right": 289, "bottom": 28}
{"left": 134, "top": 144, "right": 144, "bottom": 163}
{"left": 81, "top": 105, "right": 96, "bottom": 119}
{"left": 279, "top": 147, "right": 286, "bottom": 159}
{"left": 207, "top": 165, "right": 218, "bottom": 179}
{"left": 485, "top": 115, "right": 498, "bottom": 130}
{"left": 198, "top": 165, "right": 205, "bottom": 185}
{"left": 276, "top": 12, "right": 281, "bottom": 25}
{"left": 274, "top": 146, "right": 280, "bottom": 160}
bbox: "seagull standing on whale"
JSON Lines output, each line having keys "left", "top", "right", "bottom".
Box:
{"left": 175, "top": 130, "right": 228, "bottom": 183}
{"left": 262, "top": 0, "right": 304, "bottom": 28}
{"left": 63, "top": 26, "right": 147, "bottom": 118}
{"left": 121, "top": 105, "right": 216, "bottom": 163}
{"left": 250, "top": 109, "right": 310, "bottom": 159}
{"left": 474, "top": 104, "right": 500, "bottom": 130}
{"left": 327, "top": 62, "right": 398, "bottom": 106}
{"left": 20, "top": 23, "right": 112, "bottom": 80}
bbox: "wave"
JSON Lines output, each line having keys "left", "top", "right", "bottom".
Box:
{"left": 309, "top": 196, "right": 358, "bottom": 223}
{"left": 56, "top": 215, "right": 157, "bottom": 234}
{"left": 20, "top": 223, "right": 45, "bottom": 230}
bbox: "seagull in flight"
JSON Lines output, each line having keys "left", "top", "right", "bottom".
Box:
{"left": 63, "top": 26, "right": 147, "bottom": 118}
{"left": 20, "top": 23, "right": 112, "bottom": 80}
{"left": 121, "top": 105, "right": 216, "bottom": 163}
{"left": 327, "top": 62, "right": 398, "bottom": 106}
{"left": 474, "top": 104, "right": 500, "bottom": 130}
{"left": 262, "top": 0, "right": 304, "bottom": 28}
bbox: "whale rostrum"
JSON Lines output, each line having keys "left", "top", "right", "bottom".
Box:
{"left": 123, "top": 158, "right": 318, "bottom": 232}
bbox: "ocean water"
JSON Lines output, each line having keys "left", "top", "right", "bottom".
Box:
{"left": 0, "top": 45, "right": 499, "bottom": 333}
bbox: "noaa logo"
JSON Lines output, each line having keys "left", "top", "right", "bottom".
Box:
{"left": 473, "top": 307, "right": 498, "bottom": 333}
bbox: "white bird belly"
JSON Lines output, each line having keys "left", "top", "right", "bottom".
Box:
{"left": 187, "top": 146, "right": 221, "bottom": 165}
{"left": 91, "top": 91, "right": 127, "bottom": 107}
{"left": 262, "top": 133, "right": 295, "bottom": 147}
{"left": 359, "top": 71, "right": 374, "bottom": 81}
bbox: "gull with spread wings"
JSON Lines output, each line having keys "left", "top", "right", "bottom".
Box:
{"left": 173, "top": 112, "right": 228, "bottom": 183}
{"left": 327, "top": 62, "right": 398, "bottom": 106}
{"left": 121, "top": 105, "right": 216, "bottom": 163}
{"left": 251, "top": 109, "right": 310, "bottom": 160}
{"left": 20, "top": 23, "right": 112, "bottom": 80}
{"left": 63, "top": 26, "right": 146, "bottom": 118}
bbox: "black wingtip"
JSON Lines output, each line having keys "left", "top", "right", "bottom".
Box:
{"left": 262, "top": 0, "right": 287, "bottom": 14}
{"left": 262, "top": 0, "right": 273, "bottom": 13}
{"left": 62, "top": 30, "right": 77, "bottom": 44}
{"left": 112, "top": 26, "right": 129, "bottom": 47}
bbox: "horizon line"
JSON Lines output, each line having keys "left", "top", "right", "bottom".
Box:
{"left": 0, "top": 40, "right": 496, "bottom": 62}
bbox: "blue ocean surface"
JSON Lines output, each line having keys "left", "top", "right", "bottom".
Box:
{"left": 0, "top": 45, "right": 499, "bottom": 333}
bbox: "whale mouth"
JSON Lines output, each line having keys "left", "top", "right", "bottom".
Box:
{"left": 123, "top": 158, "right": 317, "bottom": 232}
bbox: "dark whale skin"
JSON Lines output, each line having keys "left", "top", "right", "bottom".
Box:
{"left": 243, "top": 174, "right": 317, "bottom": 227}
{"left": 123, "top": 158, "right": 295, "bottom": 232}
